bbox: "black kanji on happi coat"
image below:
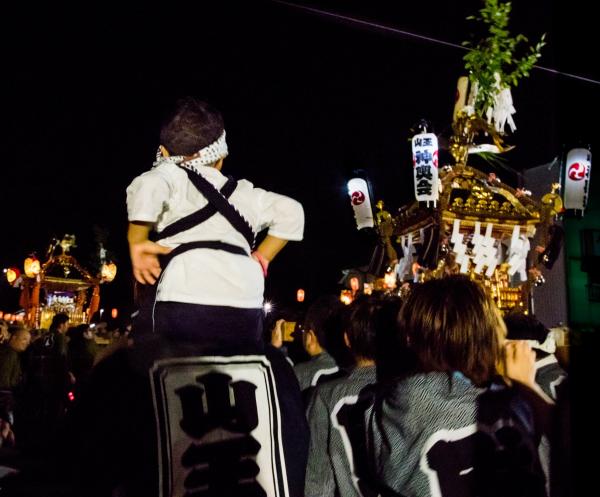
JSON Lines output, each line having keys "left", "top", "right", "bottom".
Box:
{"left": 174, "top": 372, "right": 266, "bottom": 497}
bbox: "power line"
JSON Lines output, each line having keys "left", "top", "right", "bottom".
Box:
{"left": 530, "top": 65, "right": 600, "bottom": 86}
{"left": 272, "top": 0, "right": 600, "bottom": 87}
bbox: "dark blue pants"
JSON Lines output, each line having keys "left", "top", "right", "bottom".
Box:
{"left": 153, "top": 301, "right": 263, "bottom": 354}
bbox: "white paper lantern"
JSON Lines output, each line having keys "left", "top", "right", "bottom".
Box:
{"left": 347, "top": 178, "right": 374, "bottom": 230}
{"left": 411, "top": 132, "right": 439, "bottom": 206}
{"left": 563, "top": 147, "right": 592, "bottom": 211}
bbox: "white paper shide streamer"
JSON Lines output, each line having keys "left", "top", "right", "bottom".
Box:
{"left": 450, "top": 221, "right": 503, "bottom": 277}
{"left": 471, "top": 222, "right": 501, "bottom": 277}
{"left": 395, "top": 234, "right": 416, "bottom": 281}
{"left": 486, "top": 73, "right": 517, "bottom": 134}
{"left": 450, "top": 219, "right": 471, "bottom": 274}
{"left": 507, "top": 226, "right": 530, "bottom": 283}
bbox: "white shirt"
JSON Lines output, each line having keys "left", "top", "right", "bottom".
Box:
{"left": 127, "top": 162, "right": 304, "bottom": 308}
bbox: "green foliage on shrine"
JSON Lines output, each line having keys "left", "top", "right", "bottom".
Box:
{"left": 462, "top": 0, "right": 545, "bottom": 114}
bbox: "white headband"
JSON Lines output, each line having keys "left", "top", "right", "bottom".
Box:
{"left": 154, "top": 130, "right": 229, "bottom": 171}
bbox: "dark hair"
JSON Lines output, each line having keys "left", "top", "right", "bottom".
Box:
{"left": 399, "top": 275, "right": 505, "bottom": 386}
{"left": 8, "top": 326, "right": 29, "bottom": 339}
{"left": 68, "top": 323, "right": 90, "bottom": 345}
{"left": 50, "top": 313, "right": 69, "bottom": 332}
{"left": 344, "top": 295, "right": 401, "bottom": 361}
{"left": 159, "top": 97, "right": 224, "bottom": 156}
{"left": 303, "top": 295, "right": 344, "bottom": 350}
{"left": 503, "top": 314, "right": 549, "bottom": 343}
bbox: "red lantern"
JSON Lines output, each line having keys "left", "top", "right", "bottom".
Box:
{"left": 111, "top": 308, "right": 118, "bottom": 319}
{"left": 296, "top": 289, "right": 305, "bottom": 303}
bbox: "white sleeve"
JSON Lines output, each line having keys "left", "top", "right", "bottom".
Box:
{"left": 256, "top": 189, "right": 305, "bottom": 241}
{"left": 126, "top": 171, "right": 171, "bottom": 223}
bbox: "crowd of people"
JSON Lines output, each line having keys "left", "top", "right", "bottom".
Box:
{"left": 0, "top": 314, "right": 129, "bottom": 452}
{"left": 271, "top": 277, "right": 569, "bottom": 497}
{"left": 0, "top": 278, "right": 571, "bottom": 496}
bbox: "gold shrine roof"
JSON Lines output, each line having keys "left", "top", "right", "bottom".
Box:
{"left": 42, "top": 276, "right": 94, "bottom": 292}
{"left": 40, "top": 254, "right": 99, "bottom": 290}
{"left": 392, "top": 165, "right": 542, "bottom": 237}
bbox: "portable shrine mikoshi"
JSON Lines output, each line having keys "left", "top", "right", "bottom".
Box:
{"left": 9, "top": 235, "right": 117, "bottom": 328}
{"left": 386, "top": 162, "right": 559, "bottom": 313}
{"left": 345, "top": 82, "right": 564, "bottom": 313}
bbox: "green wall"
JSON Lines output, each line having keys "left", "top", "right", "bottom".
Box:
{"left": 565, "top": 166, "right": 600, "bottom": 331}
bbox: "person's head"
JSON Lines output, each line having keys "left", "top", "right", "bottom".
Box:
{"left": 83, "top": 325, "right": 95, "bottom": 340}
{"left": 159, "top": 97, "right": 225, "bottom": 160}
{"left": 399, "top": 275, "right": 506, "bottom": 386}
{"left": 68, "top": 323, "right": 91, "bottom": 343}
{"left": 301, "top": 295, "right": 344, "bottom": 357}
{"left": 93, "top": 321, "right": 108, "bottom": 337}
{"left": 8, "top": 328, "right": 32, "bottom": 353}
{"left": 343, "top": 295, "right": 402, "bottom": 365}
{"left": 50, "top": 313, "right": 70, "bottom": 334}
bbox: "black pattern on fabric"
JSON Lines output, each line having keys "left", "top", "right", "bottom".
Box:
{"left": 535, "top": 358, "right": 567, "bottom": 401}
{"left": 305, "top": 366, "right": 382, "bottom": 497}
{"left": 156, "top": 177, "right": 238, "bottom": 241}
{"left": 150, "top": 355, "right": 289, "bottom": 497}
{"left": 366, "top": 372, "right": 547, "bottom": 497}
{"left": 181, "top": 168, "right": 255, "bottom": 248}
{"left": 293, "top": 351, "right": 340, "bottom": 392}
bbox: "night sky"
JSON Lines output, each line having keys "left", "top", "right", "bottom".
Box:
{"left": 0, "top": 0, "right": 597, "bottom": 314}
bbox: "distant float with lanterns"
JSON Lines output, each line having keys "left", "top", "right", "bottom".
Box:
{"left": 4, "top": 234, "right": 117, "bottom": 328}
